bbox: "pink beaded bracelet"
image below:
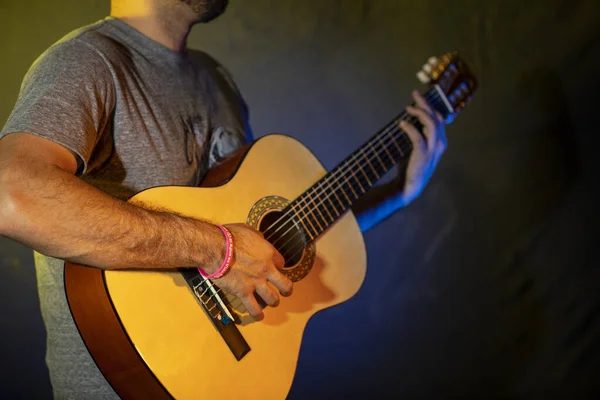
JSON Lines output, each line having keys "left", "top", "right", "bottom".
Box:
{"left": 198, "top": 225, "right": 234, "bottom": 279}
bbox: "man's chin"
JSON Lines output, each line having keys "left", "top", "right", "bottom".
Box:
{"left": 182, "top": 0, "right": 229, "bottom": 23}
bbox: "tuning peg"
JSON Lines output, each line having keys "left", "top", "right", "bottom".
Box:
{"left": 428, "top": 56, "right": 439, "bottom": 66}
{"left": 417, "top": 70, "right": 430, "bottom": 84}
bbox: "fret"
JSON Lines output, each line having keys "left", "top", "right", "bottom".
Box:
{"left": 301, "top": 195, "right": 324, "bottom": 234}
{"left": 331, "top": 159, "right": 359, "bottom": 202}
{"left": 326, "top": 192, "right": 342, "bottom": 217}
{"left": 330, "top": 184, "right": 346, "bottom": 212}
{"left": 340, "top": 171, "right": 359, "bottom": 200}
{"left": 313, "top": 181, "right": 338, "bottom": 222}
{"left": 375, "top": 134, "right": 396, "bottom": 168}
{"left": 320, "top": 195, "right": 336, "bottom": 221}
{"left": 380, "top": 134, "right": 396, "bottom": 163}
{"left": 385, "top": 133, "right": 402, "bottom": 160}
{"left": 394, "top": 117, "right": 415, "bottom": 159}
{"left": 356, "top": 148, "right": 374, "bottom": 186}
{"left": 367, "top": 139, "right": 389, "bottom": 175}
{"left": 348, "top": 163, "right": 366, "bottom": 194}
{"left": 336, "top": 178, "right": 352, "bottom": 206}
{"left": 355, "top": 166, "right": 371, "bottom": 188}
{"left": 388, "top": 129, "right": 405, "bottom": 157}
{"left": 363, "top": 147, "right": 381, "bottom": 180}
{"left": 307, "top": 199, "right": 327, "bottom": 232}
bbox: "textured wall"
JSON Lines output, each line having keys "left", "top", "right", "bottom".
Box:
{"left": 1, "top": 0, "right": 599, "bottom": 398}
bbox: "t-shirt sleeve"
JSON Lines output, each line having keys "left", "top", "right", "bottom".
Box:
{"left": 0, "top": 39, "right": 115, "bottom": 175}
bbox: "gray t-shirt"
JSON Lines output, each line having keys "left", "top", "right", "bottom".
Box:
{"left": 1, "top": 17, "right": 250, "bottom": 399}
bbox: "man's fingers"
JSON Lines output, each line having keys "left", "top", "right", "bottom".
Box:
{"left": 267, "top": 268, "right": 294, "bottom": 296}
{"left": 438, "top": 127, "right": 448, "bottom": 149}
{"left": 240, "top": 294, "right": 264, "bottom": 321}
{"left": 435, "top": 111, "right": 444, "bottom": 124}
{"left": 412, "top": 90, "right": 434, "bottom": 116}
{"left": 406, "top": 106, "right": 436, "bottom": 151}
{"left": 256, "top": 282, "right": 280, "bottom": 307}
{"left": 399, "top": 120, "right": 426, "bottom": 153}
{"left": 271, "top": 247, "right": 285, "bottom": 270}
{"left": 434, "top": 139, "right": 447, "bottom": 164}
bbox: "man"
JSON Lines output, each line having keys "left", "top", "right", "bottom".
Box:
{"left": 0, "top": 0, "right": 447, "bottom": 397}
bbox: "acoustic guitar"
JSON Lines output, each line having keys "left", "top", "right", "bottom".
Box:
{"left": 65, "top": 51, "right": 477, "bottom": 399}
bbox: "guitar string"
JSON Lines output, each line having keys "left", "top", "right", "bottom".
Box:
{"left": 261, "top": 88, "right": 441, "bottom": 242}
{"left": 276, "top": 88, "right": 448, "bottom": 259}
{"left": 269, "top": 119, "right": 413, "bottom": 248}
{"left": 202, "top": 89, "right": 446, "bottom": 308}
{"left": 265, "top": 90, "right": 443, "bottom": 249}
{"left": 270, "top": 91, "right": 447, "bottom": 262}
{"left": 263, "top": 89, "right": 442, "bottom": 245}
{"left": 277, "top": 125, "right": 413, "bottom": 263}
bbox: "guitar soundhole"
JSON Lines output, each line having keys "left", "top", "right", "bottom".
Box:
{"left": 259, "top": 210, "right": 308, "bottom": 269}
{"left": 247, "top": 196, "right": 316, "bottom": 282}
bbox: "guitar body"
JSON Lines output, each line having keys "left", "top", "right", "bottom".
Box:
{"left": 65, "top": 134, "right": 367, "bottom": 399}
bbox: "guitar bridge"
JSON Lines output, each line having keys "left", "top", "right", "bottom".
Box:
{"left": 179, "top": 269, "right": 251, "bottom": 361}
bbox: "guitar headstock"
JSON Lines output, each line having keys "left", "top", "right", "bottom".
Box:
{"left": 417, "top": 51, "right": 477, "bottom": 124}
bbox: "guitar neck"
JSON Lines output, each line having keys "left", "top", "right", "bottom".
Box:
{"left": 283, "top": 86, "right": 449, "bottom": 242}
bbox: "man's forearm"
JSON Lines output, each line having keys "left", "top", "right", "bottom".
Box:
{"left": 0, "top": 162, "right": 223, "bottom": 271}
{"left": 352, "top": 180, "right": 406, "bottom": 233}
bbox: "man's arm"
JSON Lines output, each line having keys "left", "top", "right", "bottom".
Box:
{"left": 0, "top": 132, "right": 225, "bottom": 270}
{"left": 353, "top": 179, "right": 407, "bottom": 233}
{"left": 352, "top": 91, "right": 448, "bottom": 232}
{"left": 0, "top": 132, "right": 292, "bottom": 319}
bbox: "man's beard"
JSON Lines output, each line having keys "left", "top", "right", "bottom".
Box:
{"left": 180, "top": 0, "right": 229, "bottom": 23}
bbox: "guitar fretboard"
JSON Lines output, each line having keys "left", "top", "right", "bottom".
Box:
{"left": 281, "top": 86, "right": 449, "bottom": 242}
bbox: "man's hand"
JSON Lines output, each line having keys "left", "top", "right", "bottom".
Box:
{"left": 210, "top": 223, "right": 293, "bottom": 321}
{"left": 398, "top": 90, "right": 448, "bottom": 205}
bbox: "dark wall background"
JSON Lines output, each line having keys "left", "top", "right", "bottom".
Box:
{"left": 1, "top": 0, "right": 599, "bottom": 398}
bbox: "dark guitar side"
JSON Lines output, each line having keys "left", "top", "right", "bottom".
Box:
{"left": 64, "top": 142, "right": 253, "bottom": 400}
